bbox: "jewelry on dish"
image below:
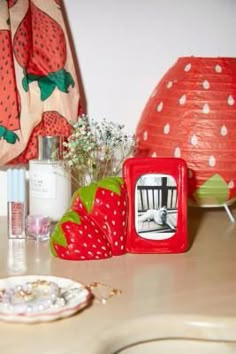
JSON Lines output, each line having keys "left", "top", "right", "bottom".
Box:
{"left": 0, "top": 280, "right": 64, "bottom": 314}
{"left": 88, "top": 282, "right": 122, "bottom": 304}
{"left": 61, "top": 287, "right": 85, "bottom": 302}
{"left": 0, "top": 276, "right": 92, "bottom": 323}
{"left": 0, "top": 278, "right": 122, "bottom": 315}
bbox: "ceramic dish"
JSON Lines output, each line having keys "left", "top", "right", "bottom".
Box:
{"left": 0, "top": 275, "right": 92, "bottom": 323}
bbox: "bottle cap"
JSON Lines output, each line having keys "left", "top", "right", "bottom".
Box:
{"left": 7, "top": 168, "right": 26, "bottom": 202}
{"left": 18, "top": 169, "right": 26, "bottom": 203}
{"left": 38, "top": 136, "right": 62, "bottom": 161}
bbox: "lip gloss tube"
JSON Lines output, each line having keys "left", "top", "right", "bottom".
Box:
{"left": 7, "top": 168, "right": 26, "bottom": 239}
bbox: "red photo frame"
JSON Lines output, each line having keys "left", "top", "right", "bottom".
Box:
{"left": 123, "top": 157, "right": 188, "bottom": 254}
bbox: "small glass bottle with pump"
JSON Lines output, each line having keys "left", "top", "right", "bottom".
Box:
{"left": 29, "top": 136, "right": 71, "bottom": 222}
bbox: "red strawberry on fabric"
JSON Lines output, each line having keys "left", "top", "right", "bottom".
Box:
{"left": 0, "top": 30, "right": 20, "bottom": 145}
{"left": 13, "top": 2, "right": 74, "bottom": 101}
{"left": 7, "top": 0, "right": 18, "bottom": 8}
{"left": 10, "top": 111, "right": 72, "bottom": 163}
{"left": 50, "top": 210, "right": 112, "bottom": 261}
{"left": 71, "top": 177, "right": 128, "bottom": 256}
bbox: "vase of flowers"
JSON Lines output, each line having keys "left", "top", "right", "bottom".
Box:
{"left": 62, "top": 114, "right": 135, "bottom": 190}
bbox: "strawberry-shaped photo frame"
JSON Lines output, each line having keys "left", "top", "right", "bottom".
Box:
{"left": 50, "top": 177, "right": 128, "bottom": 260}
{"left": 123, "top": 157, "right": 188, "bottom": 254}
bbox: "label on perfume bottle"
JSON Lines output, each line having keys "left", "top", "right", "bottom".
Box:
{"left": 30, "top": 172, "right": 56, "bottom": 199}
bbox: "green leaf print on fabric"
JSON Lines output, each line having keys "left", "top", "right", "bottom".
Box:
{"left": 0, "top": 125, "right": 19, "bottom": 144}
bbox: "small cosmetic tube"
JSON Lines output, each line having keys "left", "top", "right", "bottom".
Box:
{"left": 7, "top": 168, "right": 26, "bottom": 239}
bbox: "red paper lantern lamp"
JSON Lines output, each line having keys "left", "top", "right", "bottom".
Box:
{"left": 136, "top": 57, "right": 236, "bottom": 211}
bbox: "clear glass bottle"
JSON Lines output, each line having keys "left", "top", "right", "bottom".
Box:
{"left": 29, "top": 136, "right": 71, "bottom": 222}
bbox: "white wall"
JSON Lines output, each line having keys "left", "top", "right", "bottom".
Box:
{"left": 1, "top": 0, "right": 236, "bottom": 215}
{"left": 64, "top": 0, "right": 236, "bottom": 133}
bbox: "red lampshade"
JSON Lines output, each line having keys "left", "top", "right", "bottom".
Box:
{"left": 136, "top": 57, "right": 236, "bottom": 206}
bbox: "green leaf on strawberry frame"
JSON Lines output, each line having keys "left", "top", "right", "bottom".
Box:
{"left": 60, "top": 209, "right": 81, "bottom": 224}
{"left": 97, "top": 177, "right": 124, "bottom": 195}
{"left": 51, "top": 210, "right": 78, "bottom": 244}
{"left": 111, "top": 176, "right": 124, "bottom": 185}
{"left": 50, "top": 223, "right": 67, "bottom": 247}
{"left": 76, "top": 177, "right": 124, "bottom": 213}
{"left": 194, "top": 173, "right": 229, "bottom": 205}
{"left": 50, "top": 210, "right": 80, "bottom": 256}
{"left": 78, "top": 183, "right": 97, "bottom": 213}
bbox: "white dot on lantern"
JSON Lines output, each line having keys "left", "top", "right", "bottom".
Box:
{"left": 228, "top": 180, "right": 234, "bottom": 189}
{"left": 174, "top": 147, "right": 181, "bottom": 157}
{"left": 190, "top": 135, "right": 198, "bottom": 146}
{"left": 143, "top": 130, "right": 148, "bottom": 141}
{"left": 208, "top": 155, "right": 216, "bottom": 167}
{"left": 157, "top": 101, "right": 163, "bottom": 112}
{"left": 228, "top": 95, "right": 235, "bottom": 106}
{"left": 202, "top": 80, "right": 210, "bottom": 89}
{"left": 203, "top": 103, "right": 210, "bottom": 114}
{"left": 184, "top": 63, "right": 191, "bottom": 72}
{"left": 215, "top": 64, "right": 222, "bottom": 73}
{"left": 163, "top": 123, "right": 170, "bottom": 134}
{"left": 220, "top": 125, "right": 228, "bottom": 136}
{"left": 151, "top": 152, "right": 157, "bottom": 157}
{"left": 179, "top": 94, "right": 186, "bottom": 105}
{"left": 166, "top": 81, "right": 173, "bottom": 89}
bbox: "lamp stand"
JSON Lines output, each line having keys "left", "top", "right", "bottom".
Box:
{"left": 223, "top": 203, "right": 236, "bottom": 223}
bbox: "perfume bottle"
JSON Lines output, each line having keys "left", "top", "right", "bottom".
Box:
{"left": 7, "top": 168, "right": 26, "bottom": 239}
{"left": 29, "top": 136, "right": 71, "bottom": 222}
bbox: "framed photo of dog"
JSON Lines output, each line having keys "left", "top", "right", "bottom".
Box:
{"left": 123, "top": 157, "right": 188, "bottom": 254}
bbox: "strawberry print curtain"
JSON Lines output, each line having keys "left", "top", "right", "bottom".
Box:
{"left": 0, "top": 0, "right": 81, "bottom": 164}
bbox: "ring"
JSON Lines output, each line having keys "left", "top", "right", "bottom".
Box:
{"left": 0, "top": 280, "right": 64, "bottom": 314}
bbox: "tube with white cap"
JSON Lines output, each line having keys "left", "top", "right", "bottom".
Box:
{"left": 7, "top": 168, "right": 26, "bottom": 239}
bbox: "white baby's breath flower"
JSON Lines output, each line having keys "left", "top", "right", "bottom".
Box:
{"left": 61, "top": 115, "right": 135, "bottom": 188}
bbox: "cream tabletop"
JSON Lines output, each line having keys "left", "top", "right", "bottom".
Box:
{"left": 0, "top": 207, "right": 236, "bottom": 353}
